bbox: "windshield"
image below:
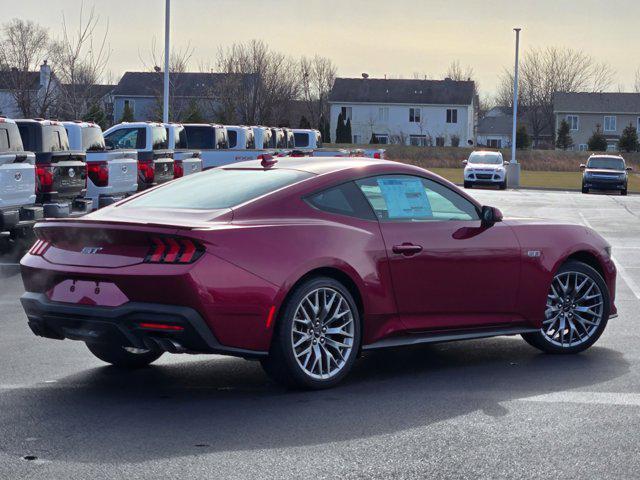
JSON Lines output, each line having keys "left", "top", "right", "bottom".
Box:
{"left": 124, "top": 168, "right": 314, "bottom": 210}
{"left": 468, "top": 153, "right": 502, "bottom": 165}
{"left": 587, "top": 157, "right": 625, "bottom": 171}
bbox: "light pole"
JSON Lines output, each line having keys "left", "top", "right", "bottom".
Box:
{"left": 162, "top": 0, "right": 170, "bottom": 123}
{"left": 507, "top": 27, "right": 522, "bottom": 188}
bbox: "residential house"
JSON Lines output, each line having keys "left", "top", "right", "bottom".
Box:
{"left": 554, "top": 92, "right": 640, "bottom": 151}
{"left": 477, "top": 107, "right": 552, "bottom": 149}
{"left": 111, "top": 71, "right": 253, "bottom": 123}
{"left": 328, "top": 77, "right": 476, "bottom": 146}
{"left": 0, "top": 61, "right": 58, "bottom": 118}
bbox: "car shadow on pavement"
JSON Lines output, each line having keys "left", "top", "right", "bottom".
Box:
{"left": 0, "top": 338, "right": 629, "bottom": 464}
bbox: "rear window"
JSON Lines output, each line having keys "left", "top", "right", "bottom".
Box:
{"left": 228, "top": 130, "right": 237, "bottom": 148}
{"left": 294, "top": 132, "right": 309, "bottom": 148}
{"left": 0, "top": 128, "right": 10, "bottom": 151}
{"left": 151, "top": 126, "right": 168, "bottom": 150}
{"left": 82, "top": 126, "right": 106, "bottom": 151}
{"left": 125, "top": 168, "right": 314, "bottom": 210}
{"left": 46, "top": 126, "right": 70, "bottom": 152}
{"left": 168, "top": 126, "right": 188, "bottom": 149}
{"left": 105, "top": 127, "right": 146, "bottom": 150}
{"left": 184, "top": 126, "right": 215, "bottom": 149}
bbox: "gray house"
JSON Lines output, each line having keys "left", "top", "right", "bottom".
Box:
{"left": 0, "top": 61, "right": 58, "bottom": 118}
{"left": 554, "top": 92, "right": 640, "bottom": 151}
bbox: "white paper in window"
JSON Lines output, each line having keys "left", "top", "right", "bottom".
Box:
{"left": 377, "top": 177, "right": 432, "bottom": 219}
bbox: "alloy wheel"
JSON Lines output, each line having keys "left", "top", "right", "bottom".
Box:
{"left": 541, "top": 271, "right": 604, "bottom": 347}
{"left": 291, "top": 287, "right": 355, "bottom": 380}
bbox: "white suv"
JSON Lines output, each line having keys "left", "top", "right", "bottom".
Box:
{"left": 463, "top": 151, "right": 507, "bottom": 189}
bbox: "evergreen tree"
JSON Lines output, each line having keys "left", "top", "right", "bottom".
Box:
{"left": 345, "top": 118, "right": 352, "bottom": 143}
{"left": 515, "top": 124, "right": 531, "bottom": 149}
{"left": 119, "top": 102, "right": 135, "bottom": 122}
{"left": 588, "top": 126, "right": 608, "bottom": 151}
{"left": 555, "top": 119, "right": 574, "bottom": 150}
{"left": 369, "top": 133, "right": 379, "bottom": 144}
{"left": 618, "top": 122, "right": 639, "bottom": 152}
{"left": 335, "top": 112, "right": 345, "bottom": 143}
{"left": 183, "top": 99, "right": 205, "bottom": 123}
{"left": 323, "top": 117, "right": 331, "bottom": 143}
{"left": 299, "top": 115, "right": 311, "bottom": 128}
{"left": 82, "top": 103, "right": 108, "bottom": 130}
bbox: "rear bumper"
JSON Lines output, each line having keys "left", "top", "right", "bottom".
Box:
{"left": 1, "top": 206, "right": 44, "bottom": 231}
{"left": 20, "top": 292, "right": 267, "bottom": 358}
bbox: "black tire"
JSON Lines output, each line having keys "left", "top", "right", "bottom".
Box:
{"left": 499, "top": 181, "right": 507, "bottom": 190}
{"left": 260, "top": 276, "right": 361, "bottom": 390}
{"left": 581, "top": 185, "right": 589, "bottom": 194}
{"left": 521, "top": 260, "right": 610, "bottom": 354}
{"left": 621, "top": 188, "right": 628, "bottom": 196}
{"left": 86, "top": 342, "right": 163, "bottom": 368}
{"left": 464, "top": 181, "right": 472, "bottom": 189}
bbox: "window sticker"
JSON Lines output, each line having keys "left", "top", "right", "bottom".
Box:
{"left": 377, "top": 177, "right": 432, "bottom": 219}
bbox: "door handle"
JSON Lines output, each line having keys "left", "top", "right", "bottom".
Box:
{"left": 392, "top": 243, "right": 423, "bottom": 256}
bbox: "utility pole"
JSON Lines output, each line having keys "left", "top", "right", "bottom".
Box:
{"left": 162, "top": 0, "right": 170, "bottom": 123}
{"left": 507, "top": 27, "right": 522, "bottom": 188}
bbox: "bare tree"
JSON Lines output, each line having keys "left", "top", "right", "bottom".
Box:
{"left": 0, "top": 18, "right": 56, "bottom": 117}
{"left": 496, "top": 46, "right": 615, "bottom": 144}
{"left": 298, "top": 55, "right": 336, "bottom": 129}
{"left": 445, "top": 60, "right": 475, "bottom": 82}
{"left": 52, "top": 4, "right": 110, "bottom": 120}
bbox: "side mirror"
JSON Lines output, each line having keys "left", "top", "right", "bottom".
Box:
{"left": 462, "top": 159, "right": 468, "bottom": 165}
{"left": 579, "top": 164, "right": 586, "bottom": 170}
{"left": 503, "top": 161, "right": 509, "bottom": 166}
{"left": 626, "top": 166, "right": 633, "bottom": 172}
{"left": 481, "top": 206, "right": 503, "bottom": 227}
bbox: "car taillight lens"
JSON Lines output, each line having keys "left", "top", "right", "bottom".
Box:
{"left": 138, "top": 159, "right": 155, "bottom": 184}
{"left": 87, "top": 161, "right": 109, "bottom": 187}
{"left": 29, "top": 239, "right": 50, "bottom": 256}
{"left": 144, "top": 236, "right": 204, "bottom": 264}
{"left": 373, "top": 152, "right": 381, "bottom": 159}
{"left": 36, "top": 164, "right": 54, "bottom": 193}
{"left": 174, "top": 159, "right": 184, "bottom": 178}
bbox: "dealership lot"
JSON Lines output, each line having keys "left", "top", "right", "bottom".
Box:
{"left": 0, "top": 188, "right": 639, "bottom": 480}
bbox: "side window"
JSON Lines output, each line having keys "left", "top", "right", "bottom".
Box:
{"left": 0, "top": 128, "right": 10, "bottom": 151}
{"left": 306, "top": 182, "right": 375, "bottom": 220}
{"left": 228, "top": 130, "right": 237, "bottom": 148}
{"left": 104, "top": 128, "right": 146, "bottom": 150}
{"left": 356, "top": 175, "right": 479, "bottom": 222}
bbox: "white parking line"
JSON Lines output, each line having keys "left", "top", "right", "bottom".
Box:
{"left": 520, "top": 391, "right": 640, "bottom": 407}
{"left": 578, "top": 212, "right": 640, "bottom": 301}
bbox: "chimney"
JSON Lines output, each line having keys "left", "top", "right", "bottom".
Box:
{"left": 40, "top": 60, "right": 51, "bottom": 88}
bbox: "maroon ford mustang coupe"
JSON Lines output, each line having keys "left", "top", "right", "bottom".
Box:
{"left": 20, "top": 157, "right": 617, "bottom": 389}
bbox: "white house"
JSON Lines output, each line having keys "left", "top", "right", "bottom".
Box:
{"left": 0, "top": 61, "right": 56, "bottom": 118}
{"left": 328, "top": 77, "right": 476, "bottom": 146}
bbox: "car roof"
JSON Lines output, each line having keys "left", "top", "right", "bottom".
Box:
{"left": 470, "top": 150, "right": 501, "bottom": 156}
{"left": 588, "top": 154, "right": 624, "bottom": 160}
{"left": 224, "top": 156, "right": 395, "bottom": 176}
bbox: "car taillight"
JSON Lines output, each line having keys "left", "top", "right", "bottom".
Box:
{"left": 144, "top": 236, "right": 203, "bottom": 264}
{"left": 36, "top": 164, "right": 54, "bottom": 193}
{"left": 138, "top": 159, "right": 155, "bottom": 184}
{"left": 87, "top": 161, "right": 109, "bottom": 187}
{"left": 174, "top": 159, "right": 184, "bottom": 178}
{"left": 373, "top": 152, "right": 381, "bottom": 159}
{"left": 29, "top": 239, "right": 50, "bottom": 256}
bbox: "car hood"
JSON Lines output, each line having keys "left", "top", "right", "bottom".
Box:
{"left": 466, "top": 163, "right": 504, "bottom": 169}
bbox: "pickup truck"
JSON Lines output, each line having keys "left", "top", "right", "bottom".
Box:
{"left": 183, "top": 123, "right": 265, "bottom": 169}
{"left": 164, "top": 123, "right": 202, "bottom": 178}
{"left": 16, "top": 119, "right": 90, "bottom": 218}
{"left": 252, "top": 126, "right": 273, "bottom": 149}
{"left": 0, "top": 117, "right": 43, "bottom": 245}
{"left": 103, "top": 122, "right": 174, "bottom": 191}
{"left": 63, "top": 121, "right": 138, "bottom": 210}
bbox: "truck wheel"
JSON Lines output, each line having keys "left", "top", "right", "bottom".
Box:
{"left": 621, "top": 188, "right": 628, "bottom": 196}
{"left": 581, "top": 185, "right": 589, "bottom": 194}
{"left": 86, "top": 342, "right": 163, "bottom": 368}
{"left": 464, "top": 181, "right": 472, "bottom": 189}
{"left": 499, "top": 181, "right": 507, "bottom": 190}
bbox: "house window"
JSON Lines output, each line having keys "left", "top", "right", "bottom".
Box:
{"left": 378, "top": 107, "right": 388, "bottom": 122}
{"left": 487, "top": 139, "right": 502, "bottom": 149}
{"left": 435, "top": 136, "right": 445, "bottom": 147}
{"left": 446, "top": 109, "right": 457, "bottom": 124}
{"left": 565, "top": 115, "right": 579, "bottom": 131}
{"left": 604, "top": 116, "right": 616, "bottom": 132}
{"left": 340, "top": 106, "right": 352, "bottom": 121}
{"left": 375, "top": 134, "right": 389, "bottom": 144}
{"left": 409, "top": 107, "right": 421, "bottom": 123}
{"left": 578, "top": 144, "right": 588, "bottom": 151}
{"left": 409, "top": 135, "right": 426, "bottom": 146}
{"left": 637, "top": 117, "right": 640, "bottom": 133}
{"left": 123, "top": 99, "right": 135, "bottom": 115}
{"left": 353, "top": 134, "right": 360, "bottom": 144}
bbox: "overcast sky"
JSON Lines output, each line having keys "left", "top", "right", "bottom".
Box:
{"left": 7, "top": 0, "right": 640, "bottom": 97}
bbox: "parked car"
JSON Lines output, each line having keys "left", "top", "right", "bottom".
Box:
{"left": 63, "top": 121, "right": 138, "bottom": 210}
{"left": 103, "top": 122, "right": 174, "bottom": 191}
{"left": 183, "top": 124, "right": 264, "bottom": 169}
{"left": 581, "top": 154, "right": 632, "bottom": 195}
{"left": 164, "top": 123, "right": 202, "bottom": 178}
{"left": 20, "top": 156, "right": 617, "bottom": 389}
{"left": 227, "top": 125, "right": 255, "bottom": 149}
{"left": 269, "top": 127, "right": 287, "bottom": 149}
{"left": 16, "top": 119, "right": 90, "bottom": 217}
{"left": 293, "top": 129, "right": 385, "bottom": 159}
{"left": 0, "top": 117, "right": 43, "bottom": 245}
{"left": 293, "top": 129, "right": 323, "bottom": 150}
{"left": 463, "top": 151, "right": 508, "bottom": 189}
{"left": 252, "top": 126, "right": 273, "bottom": 150}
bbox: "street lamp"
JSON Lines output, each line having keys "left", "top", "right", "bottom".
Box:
{"left": 162, "top": 0, "right": 170, "bottom": 123}
{"left": 507, "top": 27, "right": 522, "bottom": 188}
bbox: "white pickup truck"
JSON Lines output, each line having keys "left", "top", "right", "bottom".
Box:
{"left": 164, "top": 123, "right": 202, "bottom": 178}
{"left": 182, "top": 124, "right": 265, "bottom": 169}
{"left": 292, "top": 128, "right": 385, "bottom": 159}
{"left": 0, "top": 117, "right": 43, "bottom": 245}
{"left": 103, "top": 122, "right": 175, "bottom": 191}
{"left": 63, "top": 121, "right": 138, "bottom": 210}
{"left": 252, "top": 126, "right": 273, "bottom": 149}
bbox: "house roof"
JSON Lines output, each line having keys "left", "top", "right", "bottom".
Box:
{"left": 112, "top": 71, "right": 253, "bottom": 98}
{"left": 0, "top": 70, "right": 42, "bottom": 91}
{"left": 329, "top": 78, "right": 475, "bottom": 105}
{"left": 478, "top": 114, "right": 552, "bottom": 137}
{"left": 60, "top": 83, "right": 116, "bottom": 99}
{"left": 554, "top": 92, "right": 640, "bottom": 113}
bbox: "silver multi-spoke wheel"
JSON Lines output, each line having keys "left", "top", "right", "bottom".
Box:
{"left": 291, "top": 287, "right": 355, "bottom": 380}
{"left": 542, "top": 270, "right": 604, "bottom": 348}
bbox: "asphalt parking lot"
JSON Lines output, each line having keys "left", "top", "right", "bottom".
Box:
{"left": 1, "top": 188, "right": 639, "bottom": 480}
